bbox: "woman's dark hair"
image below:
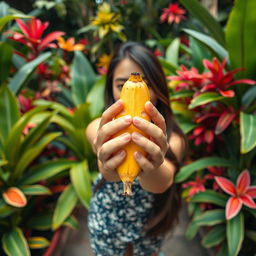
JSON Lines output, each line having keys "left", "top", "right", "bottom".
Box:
{"left": 104, "top": 41, "right": 188, "bottom": 236}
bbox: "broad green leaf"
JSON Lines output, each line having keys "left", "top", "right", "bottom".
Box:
{"left": 70, "top": 51, "right": 96, "bottom": 106}
{"left": 190, "top": 190, "right": 228, "bottom": 207}
{"left": 0, "top": 159, "right": 8, "bottom": 167}
{"left": 52, "top": 184, "right": 78, "bottom": 230}
{"left": 8, "top": 52, "right": 52, "bottom": 94}
{"left": 19, "top": 159, "right": 72, "bottom": 185}
{"left": 0, "top": 14, "right": 31, "bottom": 31}
{"left": 86, "top": 75, "right": 105, "bottom": 118}
{"left": 225, "top": 0, "right": 256, "bottom": 79}
{"left": 73, "top": 102, "right": 91, "bottom": 129}
{"left": 63, "top": 215, "right": 78, "bottom": 229}
{"left": 70, "top": 161, "right": 91, "bottom": 209}
{"left": 26, "top": 213, "right": 52, "bottom": 230}
{"left": 175, "top": 157, "right": 233, "bottom": 182}
{"left": 194, "top": 209, "right": 225, "bottom": 226}
{"left": 0, "top": 43, "right": 13, "bottom": 85}
{"left": 2, "top": 227, "right": 30, "bottom": 256}
{"left": 202, "top": 225, "right": 226, "bottom": 248}
{"left": 28, "top": 237, "right": 49, "bottom": 249}
{"left": 52, "top": 115, "right": 75, "bottom": 134}
{"left": 165, "top": 38, "right": 180, "bottom": 66}
{"left": 159, "top": 58, "right": 179, "bottom": 74}
{"left": 183, "top": 29, "right": 229, "bottom": 63}
{"left": 77, "top": 24, "right": 97, "bottom": 34}
{"left": 0, "top": 199, "right": 16, "bottom": 218}
{"left": 170, "top": 90, "right": 194, "bottom": 100}
{"left": 0, "top": 86, "right": 20, "bottom": 143}
{"left": 185, "top": 206, "right": 202, "bottom": 240}
{"left": 227, "top": 212, "right": 244, "bottom": 256}
{"left": 217, "top": 242, "right": 229, "bottom": 256}
{"left": 242, "top": 86, "right": 256, "bottom": 108}
{"left": 189, "top": 92, "right": 224, "bottom": 109}
{"left": 178, "top": 121, "right": 197, "bottom": 134}
{"left": 179, "top": 0, "right": 225, "bottom": 46}
{"left": 21, "top": 185, "right": 51, "bottom": 195}
{"left": 240, "top": 112, "right": 256, "bottom": 153}
{"left": 13, "top": 132, "right": 61, "bottom": 179}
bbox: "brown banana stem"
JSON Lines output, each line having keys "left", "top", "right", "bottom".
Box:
{"left": 123, "top": 182, "right": 133, "bottom": 196}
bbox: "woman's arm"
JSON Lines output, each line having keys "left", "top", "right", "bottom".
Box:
{"left": 138, "top": 133, "right": 185, "bottom": 193}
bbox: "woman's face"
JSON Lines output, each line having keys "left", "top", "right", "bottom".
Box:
{"left": 112, "top": 58, "right": 157, "bottom": 105}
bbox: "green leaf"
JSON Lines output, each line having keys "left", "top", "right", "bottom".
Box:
{"left": 26, "top": 213, "right": 52, "bottom": 230}
{"left": 242, "top": 86, "right": 256, "bottom": 108}
{"left": 225, "top": 0, "right": 256, "bottom": 79}
{"left": 77, "top": 24, "right": 97, "bottom": 34}
{"left": 240, "top": 112, "right": 256, "bottom": 153}
{"left": 0, "top": 159, "right": 8, "bottom": 167}
{"left": 186, "top": 206, "right": 202, "bottom": 240}
{"left": 189, "top": 92, "right": 224, "bottom": 109}
{"left": 179, "top": 0, "right": 225, "bottom": 46}
{"left": 0, "top": 42, "right": 13, "bottom": 85}
{"left": 159, "top": 58, "right": 179, "bottom": 74}
{"left": 0, "top": 14, "right": 31, "bottom": 31}
{"left": 8, "top": 52, "right": 52, "bottom": 94}
{"left": 0, "top": 199, "right": 16, "bottom": 218}
{"left": 70, "top": 161, "right": 91, "bottom": 209}
{"left": 165, "top": 38, "right": 180, "bottom": 66}
{"left": 21, "top": 185, "right": 51, "bottom": 195}
{"left": 86, "top": 75, "right": 105, "bottom": 118}
{"left": 2, "top": 227, "right": 30, "bottom": 256}
{"left": 13, "top": 132, "right": 61, "bottom": 179}
{"left": 190, "top": 190, "right": 228, "bottom": 207}
{"left": 63, "top": 215, "right": 78, "bottom": 229}
{"left": 170, "top": 90, "right": 194, "bottom": 100}
{"left": 194, "top": 209, "right": 225, "bottom": 226}
{"left": 28, "top": 237, "right": 49, "bottom": 249}
{"left": 70, "top": 51, "right": 96, "bottom": 105}
{"left": 175, "top": 157, "right": 233, "bottom": 182}
{"left": 0, "top": 86, "right": 20, "bottom": 144}
{"left": 52, "top": 184, "right": 78, "bottom": 230}
{"left": 246, "top": 229, "right": 256, "bottom": 242}
{"left": 217, "top": 242, "right": 229, "bottom": 256}
{"left": 4, "top": 106, "right": 49, "bottom": 163}
{"left": 19, "top": 159, "right": 72, "bottom": 185}
{"left": 227, "top": 212, "right": 244, "bottom": 256}
{"left": 183, "top": 29, "right": 229, "bottom": 63}
{"left": 202, "top": 225, "right": 226, "bottom": 248}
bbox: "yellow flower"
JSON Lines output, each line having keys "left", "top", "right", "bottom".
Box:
{"left": 91, "top": 2, "right": 124, "bottom": 38}
{"left": 97, "top": 53, "right": 112, "bottom": 74}
{"left": 57, "top": 37, "right": 85, "bottom": 51}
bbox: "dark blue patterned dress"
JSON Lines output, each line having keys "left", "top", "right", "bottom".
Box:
{"left": 88, "top": 173, "right": 164, "bottom": 256}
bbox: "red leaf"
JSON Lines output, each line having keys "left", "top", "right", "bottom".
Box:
{"left": 204, "top": 130, "right": 214, "bottom": 144}
{"left": 237, "top": 170, "right": 250, "bottom": 194}
{"left": 247, "top": 186, "right": 256, "bottom": 198}
{"left": 215, "top": 176, "right": 236, "bottom": 196}
{"left": 228, "top": 79, "right": 256, "bottom": 87}
{"left": 226, "top": 196, "right": 242, "bottom": 220}
{"left": 215, "top": 109, "right": 236, "bottom": 135}
{"left": 240, "top": 194, "right": 256, "bottom": 209}
{"left": 39, "top": 31, "right": 65, "bottom": 51}
{"left": 16, "top": 19, "right": 30, "bottom": 38}
{"left": 219, "top": 90, "right": 234, "bottom": 97}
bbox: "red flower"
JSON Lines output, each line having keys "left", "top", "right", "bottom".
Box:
{"left": 202, "top": 58, "right": 255, "bottom": 97}
{"left": 182, "top": 176, "right": 206, "bottom": 198}
{"left": 215, "top": 170, "right": 256, "bottom": 220}
{"left": 160, "top": 3, "right": 186, "bottom": 24}
{"left": 8, "top": 18, "right": 65, "bottom": 58}
{"left": 168, "top": 65, "right": 209, "bottom": 92}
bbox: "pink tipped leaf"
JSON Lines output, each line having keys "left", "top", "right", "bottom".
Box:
{"left": 39, "top": 31, "right": 65, "bottom": 50}
{"left": 247, "top": 186, "right": 256, "bottom": 198}
{"left": 226, "top": 196, "right": 242, "bottom": 220}
{"left": 237, "top": 170, "right": 250, "bottom": 194}
{"left": 240, "top": 194, "right": 256, "bottom": 209}
{"left": 215, "top": 176, "right": 236, "bottom": 196}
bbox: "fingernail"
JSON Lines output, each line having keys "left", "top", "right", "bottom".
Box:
{"left": 135, "top": 151, "right": 142, "bottom": 159}
{"left": 121, "top": 132, "right": 131, "bottom": 141}
{"left": 133, "top": 117, "right": 141, "bottom": 125}
{"left": 124, "top": 115, "right": 132, "bottom": 123}
{"left": 118, "top": 150, "right": 125, "bottom": 157}
{"left": 132, "top": 132, "right": 140, "bottom": 140}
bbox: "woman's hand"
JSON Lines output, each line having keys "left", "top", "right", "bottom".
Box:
{"left": 94, "top": 100, "right": 132, "bottom": 179}
{"left": 132, "top": 101, "right": 169, "bottom": 175}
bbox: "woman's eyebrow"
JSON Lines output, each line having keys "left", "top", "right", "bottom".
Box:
{"left": 114, "top": 78, "right": 128, "bottom": 82}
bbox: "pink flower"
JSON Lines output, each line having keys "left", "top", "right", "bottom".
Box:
{"left": 160, "top": 3, "right": 186, "bottom": 24}
{"left": 182, "top": 176, "right": 206, "bottom": 198}
{"left": 215, "top": 170, "right": 256, "bottom": 220}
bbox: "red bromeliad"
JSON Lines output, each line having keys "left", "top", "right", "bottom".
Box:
{"left": 202, "top": 58, "right": 255, "bottom": 97}
{"left": 7, "top": 18, "right": 65, "bottom": 58}
{"left": 215, "top": 170, "right": 256, "bottom": 220}
{"left": 160, "top": 3, "right": 186, "bottom": 24}
{"left": 182, "top": 176, "right": 206, "bottom": 198}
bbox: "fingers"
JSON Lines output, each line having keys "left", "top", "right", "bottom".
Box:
{"left": 97, "top": 115, "right": 132, "bottom": 147}
{"left": 97, "top": 133, "right": 131, "bottom": 163}
{"left": 145, "top": 101, "right": 167, "bottom": 135}
{"left": 99, "top": 99, "right": 124, "bottom": 128}
{"left": 133, "top": 117, "right": 168, "bottom": 153}
{"left": 103, "top": 150, "right": 126, "bottom": 173}
{"left": 134, "top": 151, "right": 154, "bottom": 172}
{"left": 132, "top": 132, "right": 164, "bottom": 166}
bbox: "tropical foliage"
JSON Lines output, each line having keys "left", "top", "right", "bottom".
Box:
{"left": 0, "top": 0, "right": 255, "bottom": 255}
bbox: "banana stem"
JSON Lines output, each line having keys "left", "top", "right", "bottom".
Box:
{"left": 123, "top": 182, "right": 133, "bottom": 196}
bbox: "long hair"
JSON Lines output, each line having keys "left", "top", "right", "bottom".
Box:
{"left": 104, "top": 42, "right": 188, "bottom": 236}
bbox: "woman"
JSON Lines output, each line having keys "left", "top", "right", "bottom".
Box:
{"left": 86, "top": 42, "right": 187, "bottom": 256}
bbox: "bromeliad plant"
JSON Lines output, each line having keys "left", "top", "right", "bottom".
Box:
{"left": 164, "top": 0, "right": 256, "bottom": 255}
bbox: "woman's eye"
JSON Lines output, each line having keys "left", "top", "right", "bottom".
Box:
{"left": 117, "top": 84, "right": 123, "bottom": 90}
